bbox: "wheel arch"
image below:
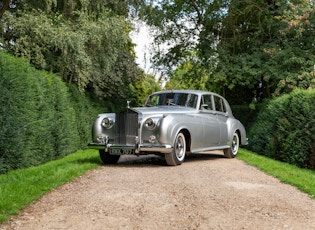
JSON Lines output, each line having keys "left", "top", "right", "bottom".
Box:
{"left": 179, "top": 128, "right": 191, "bottom": 153}
{"left": 228, "top": 128, "right": 241, "bottom": 146}
{"left": 228, "top": 119, "right": 246, "bottom": 146}
{"left": 236, "top": 129, "right": 241, "bottom": 143}
{"left": 235, "top": 127, "right": 247, "bottom": 146}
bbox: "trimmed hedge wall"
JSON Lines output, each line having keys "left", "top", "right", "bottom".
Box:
{"left": 248, "top": 89, "right": 315, "bottom": 169}
{"left": 0, "top": 52, "right": 104, "bottom": 173}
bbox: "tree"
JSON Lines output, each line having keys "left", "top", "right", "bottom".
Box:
{"left": 131, "top": 71, "right": 162, "bottom": 106}
{"left": 0, "top": 0, "right": 10, "bottom": 17}
{"left": 138, "top": 0, "right": 315, "bottom": 104}
{"left": 0, "top": 0, "right": 142, "bottom": 103}
{"left": 214, "top": 0, "right": 315, "bottom": 103}
{"left": 164, "top": 58, "right": 212, "bottom": 91}
{"left": 266, "top": 1, "right": 315, "bottom": 95}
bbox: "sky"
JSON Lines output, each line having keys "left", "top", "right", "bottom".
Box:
{"left": 130, "top": 20, "right": 170, "bottom": 86}
{"left": 130, "top": 21, "right": 154, "bottom": 74}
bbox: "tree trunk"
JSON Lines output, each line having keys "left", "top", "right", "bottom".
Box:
{"left": 0, "top": 0, "right": 11, "bottom": 17}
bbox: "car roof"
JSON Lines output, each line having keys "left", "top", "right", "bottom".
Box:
{"left": 150, "top": 90, "right": 222, "bottom": 97}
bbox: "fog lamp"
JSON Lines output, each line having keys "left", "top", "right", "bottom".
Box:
{"left": 149, "top": 135, "right": 157, "bottom": 144}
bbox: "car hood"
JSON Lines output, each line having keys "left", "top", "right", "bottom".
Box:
{"left": 130, "top": 106, "right": 197, "bottom": 115}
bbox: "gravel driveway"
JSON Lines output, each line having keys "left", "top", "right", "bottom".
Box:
{"left": 2, "top": 151, "right": 315, "bottom": 230}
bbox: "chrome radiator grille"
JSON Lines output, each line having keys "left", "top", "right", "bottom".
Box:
{"left": 115, "top": 110, "right": 138, "bottom": 145}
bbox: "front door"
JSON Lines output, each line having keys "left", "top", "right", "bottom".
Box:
{"left": 200, "top": 95, "right": 220, "bottom": 148}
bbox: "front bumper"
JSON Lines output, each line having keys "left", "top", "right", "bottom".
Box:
{"left": 88, "top": 142, "right": 173, "bottom": 154}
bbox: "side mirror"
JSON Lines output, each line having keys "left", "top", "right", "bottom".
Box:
{"left": 201, "top": 104, "right": 209, "bottom": 110}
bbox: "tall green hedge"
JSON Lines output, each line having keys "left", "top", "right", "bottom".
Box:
{"left": 248, "top": 89, "right": 315, "bottom": 169}
{"left": 68, "top": 85, "right": 105, "bottom": 149}
{"left": 0, "top": 52, "right": 104, "bottom": 173}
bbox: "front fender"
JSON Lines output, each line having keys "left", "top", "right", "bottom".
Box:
{"left": 159, "top": 115, "right": 177, "bottom": 145}
{"left": 158, "top": 114, "right": 192, "bottom": 146}
{"left": 91, "top": 113, "right": 115, "bottom": 142}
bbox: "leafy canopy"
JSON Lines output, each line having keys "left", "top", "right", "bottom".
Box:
{"left": 138, "top": 0, "right": 315, "bottom": 103}
{"left": 0, "top": 0, "right": 147, "bottom": 103}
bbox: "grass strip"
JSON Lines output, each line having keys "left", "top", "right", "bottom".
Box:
{"left": 0, "top": 149, "right": 100, "bottom": 223}
{"left": 238, "top": 149, "right": 315, "bottom": 199}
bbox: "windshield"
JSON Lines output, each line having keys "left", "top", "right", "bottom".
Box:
{"left": 145, "top": 93, "right": 199, "bottom": 109}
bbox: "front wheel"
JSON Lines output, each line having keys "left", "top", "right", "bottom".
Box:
{"left": 223, "top": 132, "right": 240, "bottom": 158}
{"left": 99, "top": 150, "right": 120, "bottom": 164}
{"left": 165, "top": 132, "right": 186, "bottom": 166}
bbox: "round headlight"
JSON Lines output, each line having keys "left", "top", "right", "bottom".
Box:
{"left": 145, "top": 118, "right": 157, "bottom": 130}
{"left": 101, "top": 117, "right": 113, "bottom": 129}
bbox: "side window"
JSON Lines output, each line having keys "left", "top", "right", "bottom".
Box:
{"left": 214, "top": 96, "right": 226, "bottom": 113}
{"left": 186, "top": 94, "right": 198, "bottom": 108}
{"left": 201, "top": 95, "right": 213, "bottom": 110}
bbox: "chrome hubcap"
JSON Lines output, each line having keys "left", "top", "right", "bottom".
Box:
{"left": 175, "top": 135, "right": 185, "bottom": 161}
{"left": 231, "top": 134, "right": 239, "bottom": 155}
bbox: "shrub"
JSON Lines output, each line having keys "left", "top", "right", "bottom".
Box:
{"left": 231, "top": 103, "right": 266, "bottom": 130}
{"left": 68, "top": 85, "right": 105, "bottom": 149}
{"left": 0, "top": 52, "right": 42, "bottom": 171}
{"left": 248, "top": 89, "right": 315, "bottom": 168}
{"left": 0, "top": 52, "right": 105, "bottom": 173}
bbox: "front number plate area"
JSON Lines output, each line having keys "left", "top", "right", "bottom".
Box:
{"left": 109, "top": 147, "right": 135, "bottom": 155}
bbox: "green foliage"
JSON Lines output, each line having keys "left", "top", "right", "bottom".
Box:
{"left": 248, "top": 89, "right": 315, "bottom": 168}
{"left": 0, "top": 0, "right": 141, "bottom": 102}
{"left": 143, "top": 0, "right": 221, "bottom": 75}
{"left": 165, "top": 59, "right": 212, "bottom": 91}
{"left": 68, "top": 84, "right": 105, "bottom": 148}
{"left": 0, "top": 52, "right": 104, "bottom": 173}
{"left": 213, "top": 0, "right": 315, "bottom": 100}
{"left": 214, "top": 1, "right": 286, "bottom": 98}
{"left": 17, "top": 0, "right": 130, "bottom": 18}
{"left": 213, "top": 49, "right": 266, "bottom": 102}
{"left": 230, "top": 104, "right": 263, "bottom": 130}
{"left": 131, "top": 72, "right": 162, "bottom": 106}
{"left": 140, "top": 0, "right": 315, "bottom": 103}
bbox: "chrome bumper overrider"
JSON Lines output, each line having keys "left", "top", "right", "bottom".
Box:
{"left": 88, "top": 143, "right": 173, "bottom": 154}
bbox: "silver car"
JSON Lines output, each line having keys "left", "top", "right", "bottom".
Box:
{"left": 88, "top": 90, "right": 248, "bottom": 166}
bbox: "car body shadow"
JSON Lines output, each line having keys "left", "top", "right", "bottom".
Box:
{"left": 110, "top": 151, "right": 226, "bottom": 168}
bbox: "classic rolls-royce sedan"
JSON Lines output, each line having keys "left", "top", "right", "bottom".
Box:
{"left": 88, "top": 90, "right": 248, "bottom": 166}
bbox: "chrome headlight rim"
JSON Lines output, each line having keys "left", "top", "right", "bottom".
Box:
{"left": 144, "top": 117, "right": 160, "bottom": 130}
{"left": 101, "top": 117, "right": 114, "bottom": 129}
